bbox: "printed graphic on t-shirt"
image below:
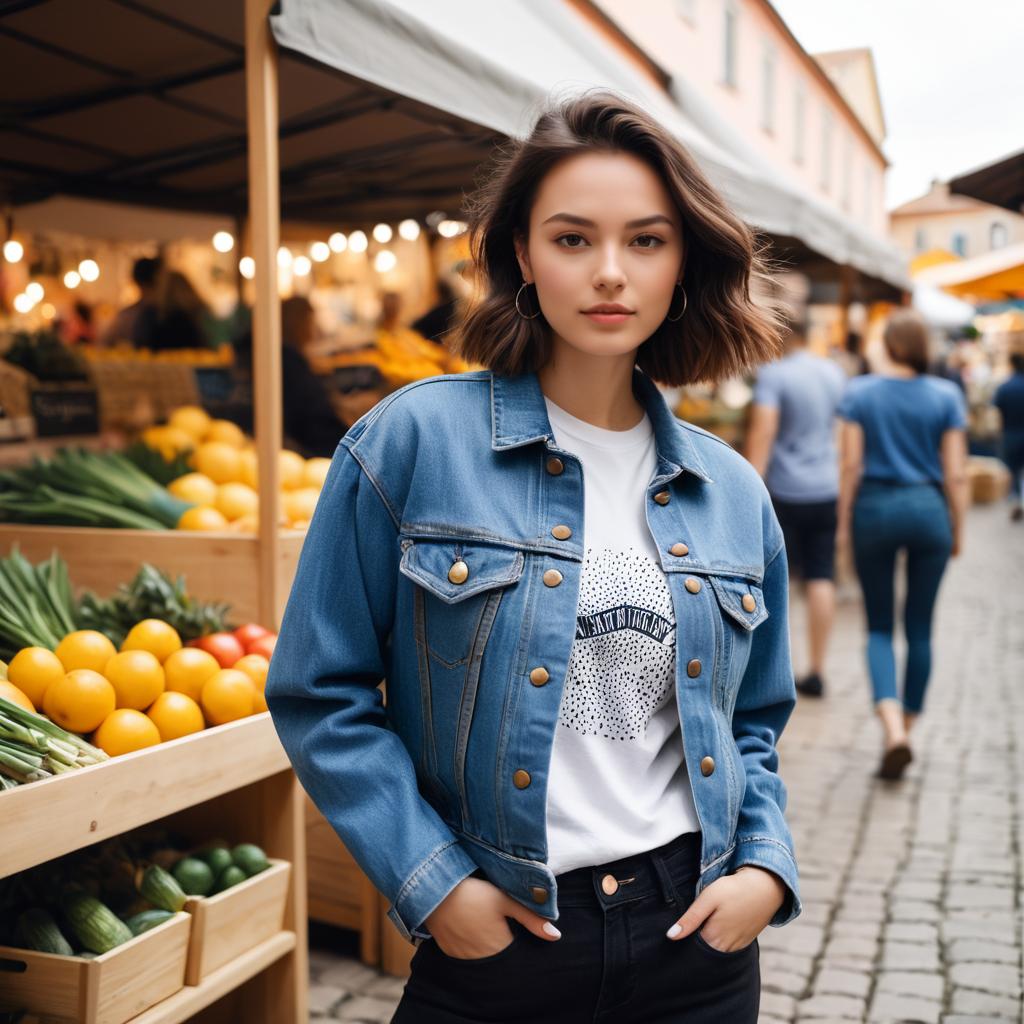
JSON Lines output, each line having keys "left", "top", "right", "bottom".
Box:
{"left": 558, "top": 547, "right": 676, "bottom": 742}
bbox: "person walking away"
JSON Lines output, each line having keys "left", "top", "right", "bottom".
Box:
{"left": 993, "top": 351, "right": 1024, "bottom": 522}
{"left": 745, "top": 314, "right": 846, "bottom": 698}
{"left": 836, "top": 309, "right": 969, "bottom": 780}
{"left": 98, "top": 256, "right": 161, "bottom": 347}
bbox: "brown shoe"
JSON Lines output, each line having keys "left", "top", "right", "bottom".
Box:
{"left": 877, "top": 742, "right": 913, "bottom": 780}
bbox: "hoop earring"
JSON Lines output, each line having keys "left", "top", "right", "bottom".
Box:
{"left": 515, "top": 280, "right": 541, "bottom": 320}
{"left": 666, "top": 282, "right": 688, "bottom": 322}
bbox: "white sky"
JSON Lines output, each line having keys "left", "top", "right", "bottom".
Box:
{"left": 772, "top": 0, "right": 1024, "bottom": 211}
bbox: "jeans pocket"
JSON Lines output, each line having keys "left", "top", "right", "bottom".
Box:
{"left": 694, "top": 928, "right": 757, "bottom": 959}
{"left": 429, "top": 916, "right": 524, "bottom": 966}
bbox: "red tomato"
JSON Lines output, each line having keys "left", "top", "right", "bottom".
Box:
{"left": 234, "top": 623, "right": 270, "bottom": 649}
{"left": 192, "top": 632, "right": 246, "bottom": 669}
{"left": 246, "top": 633, "right": 277, "bottom": 660}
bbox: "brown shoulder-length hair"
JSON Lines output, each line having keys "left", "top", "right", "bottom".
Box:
{"left": 452, "top": 88, "right": 786, "bottom": 385}
{"left": 882, "top": 309, "right": 931, "bottom": 375}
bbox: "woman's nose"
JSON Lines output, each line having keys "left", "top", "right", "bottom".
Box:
{"left": 593, "top": 245, "right": 627, "bottom": 288}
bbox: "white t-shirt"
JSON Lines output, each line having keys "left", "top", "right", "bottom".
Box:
{"left": 542, "top": 395, "right": 701, "bottom": 876}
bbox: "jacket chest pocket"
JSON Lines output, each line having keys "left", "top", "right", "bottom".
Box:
{"left": 706, "top": 575, "right": 768, "bottom": 710}
{"left": 399, "top": 538, "right": 525, "bottom": 667}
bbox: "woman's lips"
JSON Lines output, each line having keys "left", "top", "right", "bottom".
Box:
{"left": 583, "top": 311, "right": 634, "bottom": 324}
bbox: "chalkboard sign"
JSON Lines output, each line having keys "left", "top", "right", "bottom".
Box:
{"left": 194, "top": 367, "right": 235, "bottom": 402}
{"left": 31, "top": 387, "right": 100, "bottom": 437}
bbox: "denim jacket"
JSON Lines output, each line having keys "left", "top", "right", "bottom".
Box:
{"left": 265, "top": 366, "right": 802, "bottom": 943}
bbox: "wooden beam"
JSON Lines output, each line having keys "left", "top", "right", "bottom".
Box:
{"left": 245, "top": 0, "right": 282, "bottom": 629}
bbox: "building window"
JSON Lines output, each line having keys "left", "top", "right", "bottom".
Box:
{"left": 842, "top": 137, "right": 853, "bottom": 210}
{"left": 914, "top": 227, "right": 928, "bottom": 253}
{"left": 820, "top": 108, "right": 832, "bottom": 192}
{"left": 675, "top": 0, "right": 697, "bottom": 26}
{"left": 723, "top": 1, "right": 738, "bottom": 87}
{"left": 793, "top": 81, "right": 805, "bottom": 164}
{"left": 761, "top": 42, "right": 776, "bottom": 134}
{"left": 951, "top": 232, "right": 968, "bottom": 257}
{"left": 990, "top": 222, "right": 1009, "bottom": 249}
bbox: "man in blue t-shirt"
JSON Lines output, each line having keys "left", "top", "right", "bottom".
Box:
{"left": 745, "top": 315, "right": 847, "bottom": 698}
{"left": 994, "top": 352, "right": 1024, "bottom": 522}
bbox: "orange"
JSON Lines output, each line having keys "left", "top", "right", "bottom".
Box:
{"left": 215, "top": 482, "right": 258, "bottom": 521}
{"left": 279, "top": 450, "right": 305, "bottom": 490}
{"left": 147, "top": 691, "right": 205, "bottom": 741}
{"left": 168, "top": 472, "right": 217, "bottom": 505}
{"left": 200, "top": 669, "right": 256, "bottom": 726}
{"left": 121, "top": 620, "right": 182, "bottom": 663}
{"left": 7, "top": 646, "right": 65, "bottom": 707}
{"left": 253, "top": 687, "right": 268, "bottom": 713}
{"left": 303, "top": 457, "right": 331, "bottom": 490}
{"left": 193, "top": 441, "right": 242, "bottom": 484}
{"left": 55, "top": 630, "right": 117, "bottom": 674}
{"left": 205, "top": 418, "right": 246, "bottom": 448}
{"left": 282, "top": 487, "right": 319, "bottom": 525}
{"left": 238, "top": 449, "right": 258, "bottom": 489}
{"left": 177, "top": 505, "right": 230, "bottom": 531}
{"left": 168, "top": 405, "right": 211, "bottom": 440}
{"left": 233, "top": 654, "right": 269, "bottom": 691}
{"left": 163, "top": 648, "right": 220, "bottom": 702}
{"left": 104, "top": 649, "right": 165, "bottom": 710}
{"left": 94, "top": 709, "right": 162, "bottom": 756}
{"left": 0, "top": 680, "right": 35, "bottom": 712}
{"left": 43, "top": 670, "right": 116, "bottom": 734}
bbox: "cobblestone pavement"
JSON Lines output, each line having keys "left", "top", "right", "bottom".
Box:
{"left": 308, "top": 503, "right": 1024, "bottom": 1023}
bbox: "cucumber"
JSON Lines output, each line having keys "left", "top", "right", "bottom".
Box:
{"left": 62, "top": 893, "right": 133, "bottom": 954}
{"left": 231, "top": 843, "right": 269, "bottom": 877}
{"left": 138, "top": 865, "right": 187, "bottom": 912}
{"left": 172, "top": 857, "right": 214, "bottom": 896}
{"left": 212, "top": 865, "right": 247, "bottom": 893}
{"left": 124, "top": 909, "right": 175, "bottom": 937}
{"left": 16, "top": 908, "right": 74, "bottom": 955}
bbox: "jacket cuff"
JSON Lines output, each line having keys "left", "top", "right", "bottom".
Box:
{"left": 729, "top": 836, "right": 801, "bottom": 927}
{"left": 385, "top": 838, "right": 479, "bottom": 942}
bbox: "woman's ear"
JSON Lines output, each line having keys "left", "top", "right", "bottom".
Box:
{"left": 513, "top": 233, "right": 531, "bottom": 283}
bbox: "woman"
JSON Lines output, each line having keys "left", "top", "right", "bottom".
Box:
{"left": 836, "top": 309, "right": 969, "bottom": 781}
{"left": 142, "top": 269, "right": 213, "bottom": 351}
{"left": 266, "top": 90, "right": 801, "bottom": 1024}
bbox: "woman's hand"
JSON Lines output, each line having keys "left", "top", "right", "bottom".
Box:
{"left": 424, "top": 876, "right": 561, "bottom": 959}
{"left": 666, "top": 866, "right": 786, "bottom": 952}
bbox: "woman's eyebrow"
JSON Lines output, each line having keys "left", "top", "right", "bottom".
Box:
{"left": 541, "top": 212, "right": 675, "bottom": 229}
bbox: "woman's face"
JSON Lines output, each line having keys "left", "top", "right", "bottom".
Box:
{"left": 515, "top": 150, "right": 685, "bottom": 359}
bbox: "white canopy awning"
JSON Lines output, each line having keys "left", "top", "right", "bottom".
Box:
{"left": 271, "top": 0, "right": 910, "bottom": 292}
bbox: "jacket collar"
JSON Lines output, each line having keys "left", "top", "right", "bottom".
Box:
{"left": 489, "top": 367, "right": 713, "bottom": 484}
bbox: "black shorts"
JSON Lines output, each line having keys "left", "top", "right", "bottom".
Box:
{"left": 771, "top": 496, "right": 837, "bottom": 581}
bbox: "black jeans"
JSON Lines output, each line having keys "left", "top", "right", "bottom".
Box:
{"left": 390, "top": 831, "right": 760, "bottom": 1023}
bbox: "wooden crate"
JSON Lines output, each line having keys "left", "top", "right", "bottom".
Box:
{"left": 0, "top": 911, "right": 190, "bottom": 1024}
{"left": 0, "top": 525, "right": 306, "bottom": 628}
{"left": 183, "top": 860, "right": 291, "bottom": 985}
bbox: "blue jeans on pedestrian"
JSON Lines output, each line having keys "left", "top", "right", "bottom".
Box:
{"left": 390, "top": 830, "right": 761, "bottom": 1023}
{"left": 852, "top": 480, "right": 953, "bottom": 714}
{"left": 1001, "top": 429, "right": 1024, "bottom": 501}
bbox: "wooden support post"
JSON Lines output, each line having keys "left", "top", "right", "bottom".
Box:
{"left": 246, "top": 0, "right": 283, "bottom": 630}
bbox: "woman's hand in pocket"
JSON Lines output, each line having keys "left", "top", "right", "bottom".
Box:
{"left": 424, "top": 876, "right": 561, "bottom": 959}
{"left": 665, "top": 866, "right": 785, "bottom": 952}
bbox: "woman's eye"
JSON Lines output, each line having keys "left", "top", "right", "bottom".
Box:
{"left": 556, "top": 233, "right": 587, "bottom": 248}
{"left": 634, "top": 234, "right": 664, "bottom": 249}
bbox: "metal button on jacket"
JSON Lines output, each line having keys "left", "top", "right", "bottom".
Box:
{"left": 529, "top": 666, "right": 550, "bottom": 686}
{"left": 700, "top": 756, "right": 715, "bottom": 777}
{"left": 685, "top": 577, "right": 702, "bottom": 594}
{"left": 448, "top": 560, "right": 469, "bottom": 585}
{"left": 669, "top": 542, "right": 689, "bottom": 557}
{"left": 601, "top": 874, "right": 619, "bottom": 895}
{"left": 546, "top": 456, "right": 564, "bottom": 475}
{"left": 530, "top": 886, "right": 548, "bottom": 904}
{"left": 543, "top": 569, "right": 563, "bottom": 587}
{"left": 742, "top": 594, "right": 756, "bottom": 612}
{"left": 687, "top": 659, "right": 702, "bottom": 678}
{"left": 653, "top": 490, "right": 671, "bottom": 505}
{"left": 513, "top": 769, "right": 532, "bottom": 789}
{"left": 551, "top": 524, "right": 572, "bottom": 540}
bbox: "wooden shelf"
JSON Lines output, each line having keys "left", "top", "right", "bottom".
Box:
{"left": 1, "top": 714, "right": 289, "bottom": 879}
{"left": 125, "top": 931, "right": 296, "bottom": 1024}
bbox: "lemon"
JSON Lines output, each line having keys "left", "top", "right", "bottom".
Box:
{"left": 121, "top": 619, "right": 183, "bottom": 663}
{"left": 142, "top": 426, "right": 194, "bottom": 461}
{"left": 239, "top": 449, "right": 258, "bottom": 489}
{"left": 278, "top": 450, "right": 305, "bottom": 490}
{"left": 169, "top": 405, "right": 211, "bottom": 440}
{"left": 8, "top": 646, "right": 65, "bottom": 708}
{"left": 56, "top": 630, "right": 118, "bottom": 674}
{"left": 205, "top": 419, "right": 247, "bottom": 448}
{"left": 105, "top": 649, "right": 165, "bottom": 710}
{"left": 303, "top": 457, "right": 331, "bottom": 490}
{"left": 177, "top": 505, "right": 230, "bottom": 531}
{"left": 215, "top": 482, "right": 259, "bottom": 521}
{"left": 193, "top": 442, "right": 242, "bottom": 484}
{"left": 282, "top": 487, "right": 320, "bottom": 524}
{"left": 168, "top": 472, "right": 218, "bottom": 505}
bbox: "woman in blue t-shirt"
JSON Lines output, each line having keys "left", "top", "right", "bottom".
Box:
{"left": 836, "top": 310, "right": 969, "bottom": 781}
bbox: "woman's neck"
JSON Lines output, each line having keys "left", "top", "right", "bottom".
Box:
{"left": 536, "top": 345, "right": 644, "bottom": 431}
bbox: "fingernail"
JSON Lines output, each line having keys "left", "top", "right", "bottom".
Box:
{"left": 666, "top": 923, "right": 682, "bottom": 939}
{"left": 542, "top": 922, "right": 561, "bottom": 938}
